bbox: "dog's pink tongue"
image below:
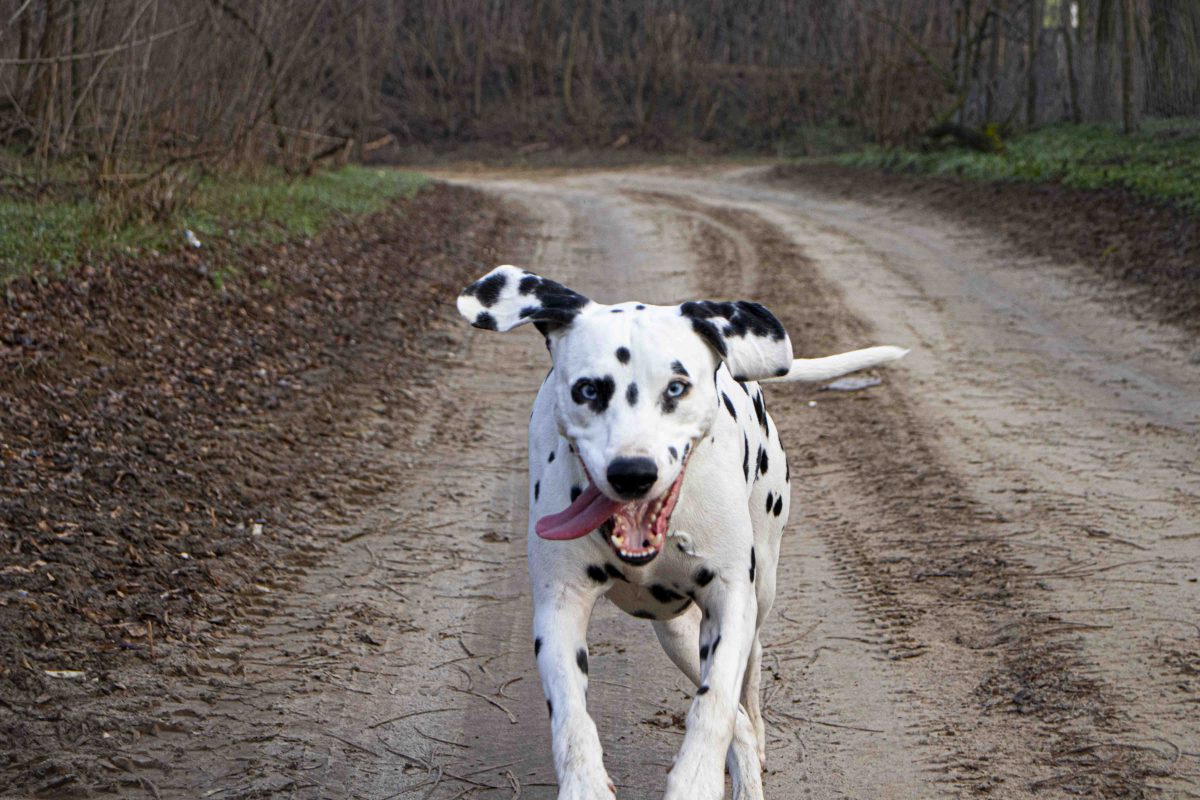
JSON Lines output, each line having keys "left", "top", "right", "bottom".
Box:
{"left": 536, "top": 483, "right": 622, "bottom": 540}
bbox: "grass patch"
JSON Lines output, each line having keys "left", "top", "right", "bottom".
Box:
{"left": 838, "top": 121, "right": 1200, "bottom": 212}
{"left": 0, "top": 166, "right": 427, "bottom": 279}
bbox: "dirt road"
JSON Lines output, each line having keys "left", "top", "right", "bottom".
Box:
{"left": 82, "top": 166, "right": 1198, "bottom": 799}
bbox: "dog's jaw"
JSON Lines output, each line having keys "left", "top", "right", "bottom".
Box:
{"left": 603, "top": 458, "right": 688, "bottom": 565}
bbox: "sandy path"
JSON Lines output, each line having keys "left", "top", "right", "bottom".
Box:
{"left": 116, "top": 166, "right": 1198, "bottom": 800}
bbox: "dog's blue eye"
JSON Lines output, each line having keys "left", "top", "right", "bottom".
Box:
{"left": 666, "top": 380, "right": 688, "bottom": 398}
{"left": 573, "top": 380, "right": 598, "bottom": 402}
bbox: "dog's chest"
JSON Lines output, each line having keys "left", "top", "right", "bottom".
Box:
{"left": 599, "top": 545, "right": 704, "bottom": 621}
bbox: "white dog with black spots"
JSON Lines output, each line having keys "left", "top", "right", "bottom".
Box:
{"left": 458, "top": 266, "right": 906, "bottom": 800}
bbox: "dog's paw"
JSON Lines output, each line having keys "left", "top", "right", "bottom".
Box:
{"left": 557, "top": 767, "right": 617, "bottom": 800}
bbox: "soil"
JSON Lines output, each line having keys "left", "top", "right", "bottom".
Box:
{"left": 1, "top": 165, "right": 1198, "bottom": 799}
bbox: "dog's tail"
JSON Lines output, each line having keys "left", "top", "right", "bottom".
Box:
{"left": 759, "top": 345, "right": 909, "bottom": 384}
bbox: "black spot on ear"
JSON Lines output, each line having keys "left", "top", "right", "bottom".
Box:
{"left": 758, "top": 445, "right": 769, "bottom": 476}
{"left": 576, "top": 648, "right": 589, "bottom": 675}
{"left": 668, "top": 445, "right": 678, "bottom": 461}
{"left": 534, "top": 637, "right": 542, "bottom": 656}
{"left": 633, "top": 609, "right": 657, "bottom": 620}
{"left": 742, "top": 433, "right": 750, "bottom": 482}
{"left": 695, "top": 568, "right": 715, "bottom": 587}
{"left": 697, "top": 685, "right": 709, "bottom": 695}
{"left": 750, "top": 547, "right": 756, "bottom": 582}
{"left": 670, "top": 360, "right": 689, "bottom": 377}
{"left": 604, "top": 563, "right": 629, "bottom": 582}
{"left": 773, "top": 495, "right": 783, "bottom": 517}
{"left": 534, "top": 481, "right": 540, "bottom": 501}
{"left": 570, "top": 486, "right": 582, "bottom": 502}
{"left": 466, "top": 272, "right": 507, "bottom": 306}
{"left": 474, "top": 311, "right": 498, "bottom": 330}
{"left": 650, "top": 584, "right": 683, "bottom": 604}
{"left": 626, "top": 383, "right": 639, "bottom": 406}
{"left": 548, "top": 451, "right": 556, "bottom": 463}
{"left": 587, "top": 565, "right": 608, "bottom": 584}
{"left": 722, "top": 393, "right": 736, "bottom": 419}
{"left": 690, "top": 318, "right": 727, "bottom": 357}
{"left": 616, "top": 347, "right": 631, "bottom": 364}
{"left": 699, "top": 642, "right": 710, "bottom": 661}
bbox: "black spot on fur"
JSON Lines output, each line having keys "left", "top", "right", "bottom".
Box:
{"left": 699, "top": 642, "right": 710, "bottom": 661}
{"left": 758, "top": 445, "right": 769, "bottom": 476}
{"left": 570, "top": 486, "right": 582, "bottom": 502}
{"left": 775, "top": 365, "right": 789, "bottom": 377}
{"left": 534, "top": 481, "right": 540, "bottom": 501}
{"left": 650, "top": 584, "right": 683, "bottom": 604}
{"left": 576, "top": 648, "right": 589, "bottom": 675}
{"left": 689, "top": 317, "right": 727, "bottom": 357}
{"left": 572, "top": 375, "right": 616, "bottom": 413}
{"left": 752, "top": 392, "right": 768, "bottom": 432}
{"left": 519, "top": 305, "right": 538, "bottom": 318}
{"left": 604, "top": 563, "right": 629, "bottom": 582}
{"left": 738, "top": 380, "right": 749, "bottom": 395}
{"left": 633, "top": 609, "right": 657, "bottom": 620}
{"left": 474, "top": 311, "right": 498, "bottom": 330}
{"left": 668, "top": 445, "right": 678, "bottom": 461}
{"left": 711, "top": 635, "right": 721, "bottom": 657}
{"left": 636, "top": 304, "right": 646, "bottom": 310}
{"left": 773, "top": 495, "right": 783, "bottom": 517}
{"left": 765, "top": 492, "right": 774, "bottom": 513}
{"left": 548, "top": 451, "right": 555, "bottom": 463}
{"left": 587, "top": 565, "right": 608, "bottom": 584}
{"left": 695, "top": 568, "right": 715, "bottom": 587}
{"left": 547, "top": 699, "right": 553, "bottom": 717}
{"left": 750, "top": 547, "right": 757, "bottom": 582}
{"left": 534, "top": 637, "right": 542, "bottom": 656}
{"left": 697, "top": 685, "right": 709, "bottom": 695}
{"left": 466, "top": 272, "right": 507, "bottom": 306}
{"left": 616, "top": 347, "right": 631, "bottom": 364}
{"left": 785, "top": 460, "right": 790, "bottom": 483}
{"left": 676, "top": 599, "right": 693, "bottom": 613}
{"left": 611, "top": 308, "right": 624, "bottom": 313}
{"left": 514, "top": 274, "right": 590, "bottom": 330}
{"left": 742, "top": 433, "right": 750, "bottom": 481}
{"left": 670, "top": 360, "right": 689, "bottom": 377}
{"left": 626, "top": 383, "right": 639, "bottom": 406}
{"left": 722, "top": 393, "right": 736, "bottom": 419}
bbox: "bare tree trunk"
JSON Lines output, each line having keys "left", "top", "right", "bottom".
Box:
{"left": 1026, "top": 0, "right": 1042, "bottom": 127}
{"left": 1061, "top": 0, "right": 1083, "bottom": 122}
{"left": 1120, "top": 0, "right": 1138, "bottom": 132}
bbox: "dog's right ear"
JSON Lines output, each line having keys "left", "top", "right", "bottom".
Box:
{"left": 458, "top": 266, "right": 592, "bottom": 334}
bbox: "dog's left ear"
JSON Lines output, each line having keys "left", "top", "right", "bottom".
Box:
{"left": 458, "top": 265, "right": 592, "bottom": 334}
{"left": 678, "top": 300, "right": 794, "bottom": 381}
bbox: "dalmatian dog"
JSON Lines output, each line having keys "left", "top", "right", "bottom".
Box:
{"left": 457, "top": 266, "right": 906, "bottom": 800}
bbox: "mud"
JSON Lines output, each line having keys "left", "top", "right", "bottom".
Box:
{"left": 2, "top": 166, "right": 1198, "bottom": 799}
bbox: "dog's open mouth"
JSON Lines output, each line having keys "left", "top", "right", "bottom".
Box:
{"left": 535, "top": 462, "right": 688, "bottom": 565}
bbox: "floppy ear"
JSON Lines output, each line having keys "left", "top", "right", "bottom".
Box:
{"left": 678, "top": 300, "right": 793, "bottom": 381}
{"left": 458, "top": 265, "right": 592, "bottom": 334}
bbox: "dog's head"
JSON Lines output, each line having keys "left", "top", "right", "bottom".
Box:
{"left": 458, "top": 265, "right": 792, "bottom": 563}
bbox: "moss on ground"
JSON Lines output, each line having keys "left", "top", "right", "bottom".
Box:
{"left": 838, "top": 121, "right": 1200, "bottom": 213}
{"left": 0, "top": 166, "right": 426, "bottom": 279}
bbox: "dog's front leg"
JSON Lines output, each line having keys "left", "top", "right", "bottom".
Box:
{"left": 664, "top": 572, "right": 758, "bottom": 800}
{"left": 533, "top": 581, "right": 614, "bottom": 800}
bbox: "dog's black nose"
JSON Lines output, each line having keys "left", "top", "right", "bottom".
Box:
{"left": 607, "top": 457, "right": 658, "bottom": 499}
